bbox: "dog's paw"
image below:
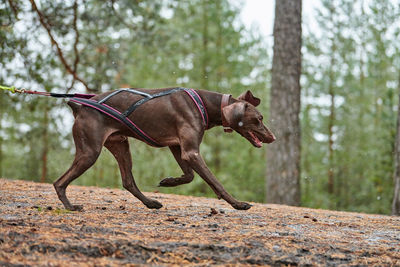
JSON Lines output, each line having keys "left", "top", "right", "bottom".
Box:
{"left": 159, "top": 176, "right": 193, "bottom": 187}
{"left": 145, "top": 199, "right": 163, "bottom": 209}
{"left": 158, "top": 177, "right": 175, "bottom": 187}
{"left": 232, "top": 202, "right": 252, "bottom": 210}
{"left": 68, "top": 205, "right": 84, "bottom": 211}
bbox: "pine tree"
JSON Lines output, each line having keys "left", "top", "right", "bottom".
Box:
{"left": 392, "top": 71, "right": 400, "bottom": 215}
{"left": 266, "top": 0, "right": 302, "bottom": 205}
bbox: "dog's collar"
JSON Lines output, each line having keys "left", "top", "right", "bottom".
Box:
{"left": 221, "top": 94, "right": 233, "bottom": 133}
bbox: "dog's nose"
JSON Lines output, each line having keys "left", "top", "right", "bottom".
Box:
{"left": 265, "top": 133, "right": 276, "bottom": 143}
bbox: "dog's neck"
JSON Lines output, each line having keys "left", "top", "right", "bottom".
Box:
{"left": 197, "top": 90, "right": 236, "bottom": 129}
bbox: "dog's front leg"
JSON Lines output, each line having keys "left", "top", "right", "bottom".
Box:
{"left": 180, "top": 142, "right": 251, "bottom": 210}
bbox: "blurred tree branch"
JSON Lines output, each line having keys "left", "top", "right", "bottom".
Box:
{"left": 67, "top": 0, "right": 80, "bottom": 92}
{"left": 29, "top": 0, "right": 93, "bottom": 92}
{"left": 2, "top": 0, "right": 19, "bottom": 26}
{"left": 7, "top": 0, "right": 19, "bottom": 20}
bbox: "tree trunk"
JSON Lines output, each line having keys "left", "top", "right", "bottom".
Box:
{"left": 40, "top": 104, "right": 49, "bottom": 183}
{"left": 327, "top": 41, "right": 336, "bottom": 195}
{"left": 199, "top": 0, "right": 209, "bottom": 194}
{"left": 0, "top": 123, "right": 2, "bottom": 178}
{"left": 214, "top": 0, "right": 222, "bottom": 173}
{"left": 266, "top": 0, "right": 302, "bottom": 205}
{"left": 392, "top": 72, "right": 400, "bottom": 216}
{"left": 0, "top": 92, "right": 3, "bottom": 178}
{"left": 201, "top": 0, "right": 209, "bottom": 90}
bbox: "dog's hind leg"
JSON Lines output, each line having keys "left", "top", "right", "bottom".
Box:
{"left": 158, "top": 145, "right": 194, "bottom": 187}
{"left": 53, "top": 116, "right": 108, "bottom": 211}
{"left": 104, "top": 134, "right": 163, "bottom": 209}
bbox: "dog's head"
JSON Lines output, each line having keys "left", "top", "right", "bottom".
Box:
{"left": 222, "top": 90, "right": 275, "bottom": 147}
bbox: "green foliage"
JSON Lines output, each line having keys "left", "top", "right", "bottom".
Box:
{"left": 302, "top": 0, "right": 400, "bottom": 214}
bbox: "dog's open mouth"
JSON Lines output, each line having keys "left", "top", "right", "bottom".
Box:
{"left": 248, "top": 131, "right": 263, "bottom": 148}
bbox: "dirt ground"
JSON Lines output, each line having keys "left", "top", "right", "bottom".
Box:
{"left": 0, "top": 178, "right": 399, "bottom": 266}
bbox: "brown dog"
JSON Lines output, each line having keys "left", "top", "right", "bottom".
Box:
{"left": 54, "top": 88, "right": 275, "bottom": 211}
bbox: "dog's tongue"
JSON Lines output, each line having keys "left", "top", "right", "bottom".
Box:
{"left": 249, "top": 131, "right": 263, "bottom": 148}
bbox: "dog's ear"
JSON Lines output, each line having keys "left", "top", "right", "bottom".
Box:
{"left": 222, "top": 102, "right": 247, "bottom": 127}
{"left": 237, "top": 90, "right": 260, "bottom": 107}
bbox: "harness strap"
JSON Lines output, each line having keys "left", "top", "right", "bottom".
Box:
{"left": 69, "top": 98, "right": 162, "bottom": 147}
{"left": 98, "top": 88, "right": 151, "bottom": 104}
{"left": 183, "top": 89, "right": 209, "bottom": 128}
{"left": 70, "top": 87, "right": 209, "bottom": 147}
{"left": 122, "top": 88, "right": 184, "bottom": 117}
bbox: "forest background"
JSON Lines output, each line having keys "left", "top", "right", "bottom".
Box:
{"left": 1, "top": 0, "right": 399, "bottom": 215}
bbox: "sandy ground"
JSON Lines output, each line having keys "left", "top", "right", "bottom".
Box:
{"left": 0, "top": 178, "right": 399, "bottom": 266}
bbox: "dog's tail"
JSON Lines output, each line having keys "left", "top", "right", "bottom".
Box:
{"left": 67, "top": 101, "right": 80, "bottom": 118}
